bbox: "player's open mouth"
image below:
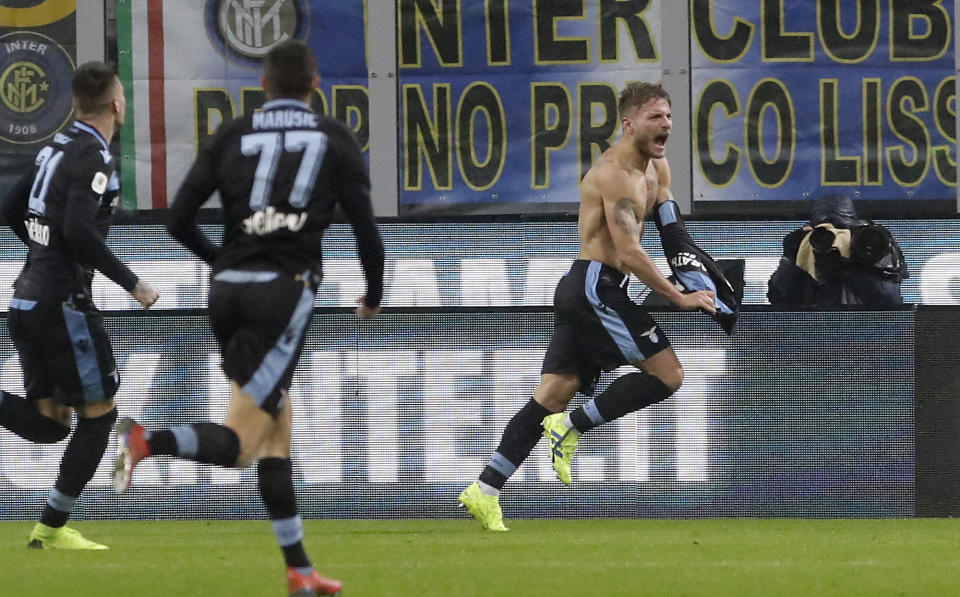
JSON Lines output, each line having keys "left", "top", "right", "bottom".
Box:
{"left": 653, "top": 134, "right": 669, "bottom": 149}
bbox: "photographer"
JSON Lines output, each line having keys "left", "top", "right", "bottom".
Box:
{"left": 767, "top": 194, "right": 908, "bottom": 306}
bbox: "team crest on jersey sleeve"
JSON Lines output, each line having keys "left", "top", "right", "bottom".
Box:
{"left": 91, "top": 171, "right": 108, "bottom": 195}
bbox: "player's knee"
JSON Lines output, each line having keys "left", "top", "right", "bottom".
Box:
{"left": 234, "top": 445, "right": 261, "bottom": 468}
{"left": 656, "top": 365, "right": 683, "bottom": 395}
{"left": 45, "top": 410, "right": 73, "bottom": 429}
{"left": 36, "top": 401, "right": 73, "bottom": 426}
{"left": 195, "top": 422, "right": 242, "bottom": 467}
{"left": 75, "top": 398, "right": 117, "bottom": 421}
{"left": 76, "top": 407, "right": 117, "bottom": 437}
{"left": 231, "top": 429, "right": 265, "bottom": 468}
{"left": 534, "top": 374, "right": 580, "bottom": 412}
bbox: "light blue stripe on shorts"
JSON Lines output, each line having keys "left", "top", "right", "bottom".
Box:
{"left": 584, "top": 261, "right": 642, "bottom": 362}
{"left": 241, "top": 282, "right": 315, "bottom": 405}
{"left": 62, "top": 304, "right": 106, "bottom": 401}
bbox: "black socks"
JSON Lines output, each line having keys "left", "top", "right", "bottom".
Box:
{"left": 259, "top": 458, "right": 310, "bottom": 568}
{"left": 0, "top": 391, "right": 69, "bottom": 443}
{"left": 569, "top": 372, "right": 673, "bottom": 433}
{"left": 40, "top": 408, "right": 117, "bottom": 528}
{"left": 478, "top": 398, "right": 552, "bottom": 490}
{"left": 147, "top": 423, "right": 240, "bottom": 467}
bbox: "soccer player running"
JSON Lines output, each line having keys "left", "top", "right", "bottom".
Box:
{"left": 112, "top": 41, "right": 383, "bottom": 596}
{"left": 0, "top": 61, "right": 159, "bottom": 549}
{"left": 459, "top": 82, "right": 716, "bottom": 530}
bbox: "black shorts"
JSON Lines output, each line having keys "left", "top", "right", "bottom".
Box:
{"left": 209, "top": 268, "right": 316, "bottom": 415}
{"left": 542, "top": 260, "right": 670, "bottom": 395}
{"left": 8, "top": 296, "right": 119, "bottom": 406}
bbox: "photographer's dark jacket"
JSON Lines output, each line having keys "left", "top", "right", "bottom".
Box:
{"left": 767, "top": 221, "right": 907, "bottom": 306}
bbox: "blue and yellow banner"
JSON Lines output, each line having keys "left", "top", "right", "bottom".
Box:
{"left": 398, "top": 0, "right": 662, "bottom": 212}
{"left": 125, "top": 1, "right": 959, "bottom": 212}
{"left": 691, "top": 0, "right": 956, "bottom": 203}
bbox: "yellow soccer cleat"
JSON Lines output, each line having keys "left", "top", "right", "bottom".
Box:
{"left": 458, "top": 482, "right": 508, "bottom": 531}
{"left": 542, "top": 413, "right": 580, "bottom": 486}
{"left": 27, "top": 523, "right": 108, "bottom": 550}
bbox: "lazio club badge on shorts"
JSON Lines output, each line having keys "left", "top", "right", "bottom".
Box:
{"left": 205, "top": 0, "right": 308, "bottom": 69}
{"left": 0, "top": 30, "right": 74, "bottom": 145}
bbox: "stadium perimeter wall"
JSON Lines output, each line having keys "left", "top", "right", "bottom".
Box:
{"left": 0, "top": 306, "right": 926, "bottom": 521}
{"left": 0, "top": 219, "right": 955, "bottom": 310}
{"left": 0, "top": 220, "right": 957, "bottom": 520}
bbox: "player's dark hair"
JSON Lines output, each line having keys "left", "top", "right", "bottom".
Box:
{"left": 618, "top": 82, "right": 670, "bottom": 118}
{"left": 263, "top": 40, "right": 317, "bottom": 99}
{"left": 71, "top": 61, "right": 118, "bottom": 115}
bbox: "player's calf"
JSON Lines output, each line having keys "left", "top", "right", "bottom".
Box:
{"left": 569, "top": 371, "right": 673, "bottom": 433}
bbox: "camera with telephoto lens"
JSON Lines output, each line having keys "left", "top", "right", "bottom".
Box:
{"left": 807, "top": 226, "right": 837, "bottom": 255}
{"left": 850, "top": 223, "right": 908, "bottom": 279}
{"left": 807, "top": 226, "right": 844, "bottom": 276}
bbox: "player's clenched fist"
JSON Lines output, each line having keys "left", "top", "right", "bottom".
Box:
{"left": 132, "top": 280, "right": 159, "bottom": 309}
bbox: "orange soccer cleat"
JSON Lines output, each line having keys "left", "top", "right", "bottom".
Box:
{"left": 113, "top": 417, "right": 150, "bottom": 493}
{"left": 287, "top": 567, "right": 343, "bottom": 596}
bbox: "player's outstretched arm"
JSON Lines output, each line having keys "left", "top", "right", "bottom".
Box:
{"left": 597, "top": 167, "right": 715, "bottom": 314}
{"left": 63, "top": 185, "right": 140, "bottom": 294}
{"left": 332, "top": 123, "right": 384, "bottom": 313}
{"left": 648, "top": 159, "right": 716, "bottom": 313}
{"left": 166, "top": 140, "right": 221, "bottom": 264}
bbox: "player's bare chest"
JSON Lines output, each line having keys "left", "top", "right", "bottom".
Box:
{"left": 628, "top": 171, "right": 659, "bottom": 212}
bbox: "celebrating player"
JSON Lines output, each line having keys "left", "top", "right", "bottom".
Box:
{"left": 459, "top": 82, "right": 716, "bottom": 530}
{"left": 112, "top": 40, "right": 383, "bottom": 596}
{"left": 0, "top": 61, "right": 159, "bottom": 549}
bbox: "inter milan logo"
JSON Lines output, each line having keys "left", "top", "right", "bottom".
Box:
{"left": 1, "top": 62, "right": 48, "bottom": 113}
{"left": 0, "top": 31, "right": 73, "bottom": 145}
{"left": 206, "top": 0, "right": 307, "bottom": 67}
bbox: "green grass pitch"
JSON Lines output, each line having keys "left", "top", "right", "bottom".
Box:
{"left": 0, "top": 518, "right": 957, "bottom": 596}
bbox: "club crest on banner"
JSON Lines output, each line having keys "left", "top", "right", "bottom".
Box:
{"left": 205, "top": 0, "right": 308, "bottom": 68}
{"left": 0, "top": 31, "right": 74, "bottom": 145}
